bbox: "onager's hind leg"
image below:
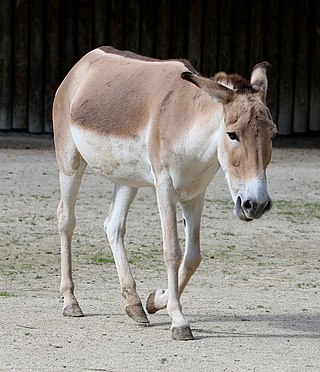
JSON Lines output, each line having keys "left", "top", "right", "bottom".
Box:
{"left": 58, "top": 157, "right": 87, "bottom": 317}
{"left": 146, "top": 192, "right": 204, "bottom": 324}
{"left": 104, "top": 183, "right": 149, "bottom": 324}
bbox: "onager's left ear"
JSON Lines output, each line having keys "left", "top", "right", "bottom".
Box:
{"left": 250, "top": 61, "right": 271, "bottom": 104}
{"left": 181, "top": 72, "right": 234, "bottom": 104}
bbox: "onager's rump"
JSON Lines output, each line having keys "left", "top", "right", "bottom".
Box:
{"left": 53, "top": 46, "right": 277, "bottom": 340}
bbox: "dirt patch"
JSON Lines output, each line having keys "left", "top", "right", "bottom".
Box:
{"left": 0, "top": 140, "right": 319, "bottom": 371}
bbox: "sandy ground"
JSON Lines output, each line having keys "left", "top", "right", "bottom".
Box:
{"left": 0, "top": 136, "right": 319, "bottom": 371}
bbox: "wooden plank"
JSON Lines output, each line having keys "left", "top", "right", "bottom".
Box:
{"left": 293, "top": 0, "right": 310, "bottom": 133}
{"left": 155, "top": 0, "right": 171, "bottom": 59}
{"left": 140, "top": 0, "right": 156, "bottom": 56}
{"left": 12, "top": 0, "right": 28, "bottom": 130}
{"left": 125, "top": 0, "right": 140, "bottom": 52}
{"left": 78, "top": 0, "right": 94, "bottom": 56}
{"left": 60, "top": 0, "right": 78, "bottom": 78}
{"left": 309, "top": 0, "right": 320, "bottom": 131}
{"left": 232, "top": 0, "right": 250, "bottom": 77}
{"left": 28, "top": 0, "right": 44, "bottom": 133}
{"left": 170, "top": 0, "right": 188, "bottom": 59}
{"left": 217, "top": 0, "right": 233, "bottom": 72}
{"left": 202, "top": 0, "right": 219, "bottom": 76}
{"left": 44, "top": 0, "right": 60, "bottom": 133}
{"left": 0, "top": 0, "right": 13, "bottom": 130}
{"left": 92, "top": 0, "right": 109, "bottom": 50}
{"left": 188, "top": 0, "right": 202, "bottom": 71}
{"left": 110, "top": 0, "right": 125, "bottom": 49}
{"left": 249, "top": 0, "right": 264, "bottom": 71}
{"left": 277, "top": 0, "right": 295, "bottom": 135}
{"left": 263, "top": 0, "right": 280, "bottom": 123}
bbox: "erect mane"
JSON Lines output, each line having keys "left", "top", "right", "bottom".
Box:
{"left": 99, "top": 47, "right": 201, "bottom": 75}
{"left": 179, "top": 59, "right": 200, "bottom": 75}
{"left": 211, "top": 72, "right": 254, "bottom": 93}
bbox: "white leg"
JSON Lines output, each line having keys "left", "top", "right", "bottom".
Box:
{"left": 58, "top": 158, "right": 86, "bottom": 316}
{"left": 152, "top": 175, "right": 193, "bottom": 340}
{"left": 104, "top": 183, "right": 149, "bottom": 324}
{"left": 146, "top": 192, "right": 204, "bottom": 336}
{"left": 178, "top": 193, "right": 204, "bottom": 294}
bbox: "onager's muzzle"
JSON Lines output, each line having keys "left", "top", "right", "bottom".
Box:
{"left": 234, "top": 179, "right": 272, "bottom": 221}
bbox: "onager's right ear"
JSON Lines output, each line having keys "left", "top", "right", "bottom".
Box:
{"left": 250, "top": 61, "right": 271, "bottom": 104}
{"left": 181, "top": 71, "right": 234, "bottom": 104}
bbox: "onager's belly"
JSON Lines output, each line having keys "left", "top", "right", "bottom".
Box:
{"left": 70, "top": 126, "right": 154, "bottom": 187}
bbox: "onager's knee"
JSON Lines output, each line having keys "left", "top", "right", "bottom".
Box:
{"left": 183, "top": 254, "right": 201, "bottom": 275}
{"left": 104, "top": 218, "right": 125, "bottom": 246}
{"left": 164, "top": 248, "right": 182, "bottom": 271}
{"left": 57, "top": 203, "right": 76, "bottom": 237}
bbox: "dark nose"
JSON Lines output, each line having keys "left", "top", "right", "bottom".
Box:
{"left": 242, "top": 198, "right": 272, "bottom": 219}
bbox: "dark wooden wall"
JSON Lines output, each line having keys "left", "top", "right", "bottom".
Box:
{"left": 0, "top": 0, "right": 319, "bottom": 135}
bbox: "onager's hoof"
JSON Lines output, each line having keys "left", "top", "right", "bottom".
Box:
{"left": 146, "top": 290, "right": 158, "bottom": 314}
{"left": 125, "top": 304, "right": 149, "bottom": 325}
{"left": 172, "top": 326, "right": 194, "bottom": 341}
{"left": 63, "top": 304, "right": 84, "bottom": 317}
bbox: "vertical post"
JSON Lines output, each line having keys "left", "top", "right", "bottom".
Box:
{"left": 125, "top": 0, "right": 140, "bottom": 52}
{"left": 155, "top": 0, "right": 171, "bottom": 59}
{"left": 92, "top": 0, "right": 108, "bottom": 50}
{"left": 309, "top": 0, "right": 320, "bottom": 132}
{"left": 264, "top": 0, "right": 280, "bottom": 124}
{"left": 79, "top": 0, "right": 94, "bottom": 56}
{"left": 44, "top": 0, "right": 60, "bottom": 133}
{"left": 293, "top": 0, "right": 311, "bottom": 133}
{"left": 232, "top": 0, "right": 250, "bottom": 77}
{"left": 188, "top": 0, "right": 202, "bottom": 71}
{"left": 110, "top": 0, "right": 125, "bottom": 50}
{"left": 28, "top": 0, "right": 44, "bottom": 133}
{"left": 12, "top": 0, "right": 29, "bottom": 130}
{"left": 140, "top": 0, "right": 156, "bottom": 57}
{"left": 278, "top": 0, "right": 295, "bottom": 135}
{"left": 0, "top": 1, "right": 13, "bottom": 130}
{"left": 217, "top": 0, "right": 233, "bottom": 72}
{"left": 201, "top": 0, "right": 219, "bottom": 77}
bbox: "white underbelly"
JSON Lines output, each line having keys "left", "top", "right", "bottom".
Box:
{"left": 70, "top": 125, "right": 154, "bottom": 187}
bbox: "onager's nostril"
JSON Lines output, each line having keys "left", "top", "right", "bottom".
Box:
{"left": 264, "top": 200, "right": 272, "bottom": 213}
{"left": 243, "top": 200, "right": 252, "bottom": 211}
{"left": 242, "top": 200, "right": 257, "bottom": 211}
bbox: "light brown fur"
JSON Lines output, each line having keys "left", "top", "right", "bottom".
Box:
{"left": 68, "top": 49, "right": 212, "bottom": 139}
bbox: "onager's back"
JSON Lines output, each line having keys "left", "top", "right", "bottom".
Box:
{"left": 53, "top": 46, "right": 277, "bottom": 340}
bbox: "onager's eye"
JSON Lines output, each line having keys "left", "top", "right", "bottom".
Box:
{"left": 227, "top": 132, "right": 239, "bottom": 142}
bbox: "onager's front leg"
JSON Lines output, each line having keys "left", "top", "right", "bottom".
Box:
{"left": 153, "top": 176, "right": 194, "bottom": 341}
{"left": 177, "top": 193, "right": 204, "bottom": 293}
{"left": 146, "top": 193, "right": 204, "bottom": 332}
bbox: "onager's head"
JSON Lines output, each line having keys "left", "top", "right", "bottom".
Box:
{"left": 182, "top": 62, "right": 278, "bottom": 221}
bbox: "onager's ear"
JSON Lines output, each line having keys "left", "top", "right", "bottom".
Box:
{"left": 250, "top": 61, "right": 271, "bottom": 104}
{"left": 181, "top": 72, "right": 234, "bottom": 104}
